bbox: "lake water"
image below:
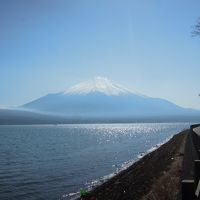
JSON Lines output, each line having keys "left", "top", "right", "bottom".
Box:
{"left": 0, "top": 123, "right": 190, "bottom": 200}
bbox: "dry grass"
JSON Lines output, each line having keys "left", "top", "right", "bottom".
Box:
{"left": 141, "top": 136, "right": 186, "bottom": 200}
{"left": 142, "top": 172, "right": 180, "bottom": 200}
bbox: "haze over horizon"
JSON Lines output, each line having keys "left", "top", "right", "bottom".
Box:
{"left": 1, "top": 0, "right": 200, "bottom": 109}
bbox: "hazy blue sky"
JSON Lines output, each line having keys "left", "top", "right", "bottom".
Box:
{"left": 1, "top": 0, "right": 200, "bottom": 109}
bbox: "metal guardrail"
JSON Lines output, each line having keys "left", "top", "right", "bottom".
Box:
{"left": 182, "top": 124, "right": 200, "bottom": 200}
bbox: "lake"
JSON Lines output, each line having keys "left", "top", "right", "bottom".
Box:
{"left": 0, "top": 123, "right": 190, "bottom": 200}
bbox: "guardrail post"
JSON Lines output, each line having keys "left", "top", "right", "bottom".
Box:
{"left": 194, "top": 160, "right": 200, "bottom": 187}
{"left": 182, "top": 180, "right": 195, "bottom": 200}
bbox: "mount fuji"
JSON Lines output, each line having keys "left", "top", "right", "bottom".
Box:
{"left": 20, "top": 77, "right": 200, "bottom": 121}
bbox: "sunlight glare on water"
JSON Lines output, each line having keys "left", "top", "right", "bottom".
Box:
{"left": 0, "top": 123, "right": 190, "bottom": 200}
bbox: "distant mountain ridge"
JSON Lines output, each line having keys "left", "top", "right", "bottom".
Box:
{"left": 0, "top": 109, "right": 68, "bottom": 125}
{"left": 21, "top": 77, "right": 200, "bottom": 119}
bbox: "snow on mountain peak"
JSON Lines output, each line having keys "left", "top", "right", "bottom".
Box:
{"left": 63, "top": 77, "right": 133, "bottom": 96}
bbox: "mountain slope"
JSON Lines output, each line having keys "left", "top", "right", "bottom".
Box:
{"left": 21, "top": 77, "right": 200, "bottom": 119}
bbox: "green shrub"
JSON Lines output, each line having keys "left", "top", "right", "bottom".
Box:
{"left": 80, "top": 188, "right": 89, "bottom": 198}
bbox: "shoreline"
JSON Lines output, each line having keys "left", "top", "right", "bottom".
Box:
{"left": 86, "top": 135, "right": 174, "bottom": 190}
{"left": 65, "top": 134, "right": 175, "bottom": 200}
{"left": 0, "top": 121, "right": 193, "bottom": 126}
{"left": 78, "top": 129, "right": 188, "bottom": 200}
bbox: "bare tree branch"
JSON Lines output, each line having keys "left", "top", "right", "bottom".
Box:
{"left": 192, "top": 18, "right": 200, "bottom": 37}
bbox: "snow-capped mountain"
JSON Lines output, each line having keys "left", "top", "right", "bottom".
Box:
{"left": 63, "top": 77, "right": 133, "bottom": 96}
{"left": 21, "top": 77, "right": 200, "bottom": 119}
